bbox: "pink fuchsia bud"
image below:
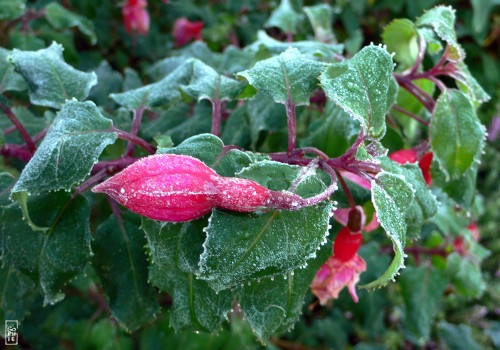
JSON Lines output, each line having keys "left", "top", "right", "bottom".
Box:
{"left": 453, "top": 236, "right": 467, "bottom": 257}
{"left": 172, "top": 17, "right": 203, "bottom": 47}
{"left": 334, "top": 226, "right": 363, "bottom": 262}
{"left": 311, "top": 252, "right": 366, "bottom": 304}
{"left": 93, "top": 154, "right": 218, "bottom": 222}
{"left": 92, "top": 154, "right": 325, "bottom": 222}
{"left": 122, "top": 0, "right": 150, "bottom": 35}
{"left": 418, "top": 152, "right": 433, "bottom": 186}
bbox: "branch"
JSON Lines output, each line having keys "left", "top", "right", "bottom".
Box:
{"left": 125, "top": 104, "right": 146, "bottom": 156}
{"left": 0, "top": 144, "right": 32, "bottom": 162}
{"left": 112, "top": 126, "right": 155, "bottom": 154}
{"left": 0, "top": 102, "right": 37, "bottom": 153}
{"left": 392, "top": 105, "right": 429, "bottom": 126}
{"left": 334, "top": 169, "right": 356, "bottom": 210}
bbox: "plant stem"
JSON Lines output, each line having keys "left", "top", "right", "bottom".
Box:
{"left": 91, "top": 157, "right": 138, "bottom": 174}
{"left": 428, "top": 76, "right": 446, "bottom": 92}
{"left": 72, "top": 168, "right": 108, "bottom": 198}
{"left": 0, "top": 144, "right": 32, "bottom": 162}
{"left": 334, "top": 169, "right": 356, "bottom": 210}
{"left": 286, "top": 100, "right": 297, "bottom": 155}
{"left": 409, "top": 35, "right": 426, "bottom": 76}
{"left": 125, "top": 104, "right": 146, "bottom": 156}
{"left": 297, "top": 160, "right": 338, "bottom": 207}
{"left": 0, "top": 102, "right": 37, "bottom": 153}
{"left": 211, "top": 77, "right": 222, "bottom": 136}
{"left": 392, "top": 105, "right": 429, "bottom": 126}
{"left": 2, "top": 125, "right": 16, "bottom": 136}
{"left": 112, "top": 126, "right": 155, "bottom": 154}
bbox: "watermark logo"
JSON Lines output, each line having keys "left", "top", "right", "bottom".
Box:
{"left": 5, "top": 320, "right": 18, "bottom": 346}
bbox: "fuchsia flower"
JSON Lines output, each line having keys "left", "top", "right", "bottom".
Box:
{"left": 122, "top": 0, "right": 150, "bottom": 35}
{"left": 389, "top": 149, "right": 433, "bottom": 186}
{"left": 312, "top": 226, "right": 366, "bottom": 304}
{"left": 334, "top": 205, "right": 379, "bottom": 233}
{"left": 93, "top": 154, "right": 313, "bottom": 222}
{"left": 172, "top": 17, "right": 203, "bottom": 47}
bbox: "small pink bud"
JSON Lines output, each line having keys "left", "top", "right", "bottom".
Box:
{"left": 93, "top": 154, "right": 313, "bottom": 222}
{"left": 122, "top": 0, "right": 150, "bottom": 35}
{"left": 172, "top": 17, "right": 203, "bottom": 47}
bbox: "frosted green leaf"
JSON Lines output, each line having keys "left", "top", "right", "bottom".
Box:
{"left": 158, "top": 133, "right": 224, "bottom": 167}
{"left": 93, "top": 213, "right": 159, "bottom": 332}
{"left": 304, "top": 4, "right": 335, "bottom": 43}
{"left": 10, "top": 42, "right": 98, "bottom": 109}
{"left": 320, "top": 45, "right": 394, "bottom": 139}
{"left": 88, "top": 61, "right": 123, "bottom": 107}
{"left": 382, "top": 19, "right": 419, "bottom": 67}
{"left": 381, "top": 158, "right": 438, "bottom": 240}
{"left": 361, "top": 172, "right": 414, "bottom": 289}
{"left": 265, "top": 0, "right": 301, "bottom": 34}
{"left": 239, "top": 243, "right": 330, "bottom": 341}
{"left": 181, "top": 59, "right": 245, "bottom": 103}
{"left": 0, "top": 173, "right": 16, "bottom": 207}
{"left": 236, "top": 48, "right": 326, "bottom": 106}
{"left": 0, "top": 47, "right": 27, "bottom": 93}
{"left": 437, "top": 322, "right": 482, "bottom": 350}
{"left": 301, "top": 101, "right": 360, "bottom": 158}
{"left": 400, "top": 266, "right": 448, "bottom": 345}
{"left": 449, "top": 62, "right": 490, "bottom": 102}
{"left": 446, "top": 253, "right": 485, "bottom": 298}
{"left": 416, "top": 5, "right": 464, "bottom": 61}
{"left": 123, "top": 68, "right": 142, "bottom": 91}
{"left": 386, "top": 76, "right": 399, "bottom": 112}
{"left": 249, "top": 31, "right": 343, "bottom": 60}
{"left": 430, "top": 89, "right": 484, "bottom": 179}
{"left": 0, "top": 193, "right": 92, "bottom": 305}
{"left": 110, "top": 60, "right": 193, "bottom": 110}
{"left": 141, "top": 218, "right": 233, "bottom": 332}
{"left": 11, "top": 101, "right": 117, "bottom": 197}
{"left": 199, "top": 161, "right": 334, "bottom": 292}
{"left": 0, "top": 266, "right": 37, "bottom": 338}
{"left": 146, "top": 57, "right": 188, "bottom": 81}
{"left": 0, "top": 0, "right": 25, "bottom": 20}
{"left": 46, "top": 2, "right": 97, "bottom": 44}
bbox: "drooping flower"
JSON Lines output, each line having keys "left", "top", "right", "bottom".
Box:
{"left": 122, "top": 0, "right": 150, "bottom": 35}
{"left": 311, "top": 227, "right": 366, "bottom": 303}
{"left": 172, "top": 17, "right": 203, "bottom": 47}
{"left": 334, "top": 205, "right": 379, "bottom": 233}
{"left": 93, "top": 154, "right": 315, "bottom": 222}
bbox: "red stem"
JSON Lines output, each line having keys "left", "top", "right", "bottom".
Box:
{"left": 73, "top": 168, "right": 108, "bottom": 198}
{"left": 125, "top": 104, "right": 146, "bottom": 156}
{"left": 392, "top": 105, "right": 429, "bottom": 126}
{"left": 334, "top": 169, "right": 356, "bottom": 210}
{"left": 112, "top": 127, "right": 155, "bottom": 154}
{"left": 0, "top": 103, "right": 37, "bottom": 153}
{"left": 0, "top": 144, "right": 32, "bottom": 162}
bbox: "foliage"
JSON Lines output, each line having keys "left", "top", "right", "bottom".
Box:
{"left": 0, "top": 0, "right": 499, "bottom": 349}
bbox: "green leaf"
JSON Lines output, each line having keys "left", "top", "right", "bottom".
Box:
{"left": 239, "top": 242, "right": 331, "bottom": 341}
{"left": 446, "top": 253, "right": 485, "bottom": 297}
{"left": 304, "top": 4, "right": 335, "bottom": 43}
{"left": 416, "top": 5, "right": 464, "bottom": 61}
{"left": 0, "top": 47, "right": 27, "bottom": 93}
{"left": 158, "top": 133, "right": 223, "bottom": 167}
{"left": 437, "top": 322, "right": 482, "bottom": 350}
{"left": 92, "top": 213, "right": 159, "bottom": 332}
{"left": 431, "top": 159, "right": 478, "bottom": 208}
{"left": 400, "top": 266, "right": 448, "bottom": 345}
{"left": 300, "top": 101, "right": 360, "bottom": 158}
{"left": 0, "top": 0, "right": 25, "bottom": 20}
{"left": 1, "top": 193, "right": 92, "bottom": 305}
{"left": 236, "top": 48, "right": 325, "bottom": 106}
{"left": 11, "top": 101, "right": 117, "bottom": 196}
{"left": 0, "top": 266, "right": 37, "bottom": 337}
{"left": 111, "top": 60, "right": 193, "bottom": 110}
{"left": 123, "top": 68, "right": 142, "bottom": 91}
{"left": 265, "top": 0, "right": 302, "bottom": 34}
{"left": 386, "top": 76, "right": 399, "bottom": 112}
{"left": 430, "top": 89, "right": 484, "bottom": 180}
{"left": 0, "top": 172, "right": 16, "bottom": 207}
{"left": 10, "top": 42, "right": 98, "bottom": 109}
{"left": 199, "top": 161, "right": 334, "bottom": 291}
{"left": 249, "top": 31, "right": 343, "bottom": 61}
{"left": 417, "top": 28, "right": 443, "bottom": 55}
{"left": 141, "top": 218, "right": 233, "bottom": 332}
{"left": 146, "top": 57, "right": 185, "bottom": 82}
{"left": 381, "top": 158, "right": 438, "bottom": 240}
{"left": 382, "top": 19, "right": 419, "bottom": 67}
{"left": 361, "top": 172, "right": 414, "bottom": 289}
{"left": 88, "top": 61, "right": 123, "bottom": 107}
{"left": 181, "top": 59, "right": 245, "bottom": 103}
{"left": 46, "top": 2, "right": 97, "bottom": 45}
{"left": 320, "top": 45, "right": 394, "bottom": 139}
{"left": 449, "top": 62, "right": 490, "bottom": 102}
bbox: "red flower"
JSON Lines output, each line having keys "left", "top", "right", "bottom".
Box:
{"left": 122, "top": 0, "right": 150, "bottom": 35}
{"left": 172, "top": 17, "right": 203, "bottom": 47}
{"left": 468, "top": 223, "right": 479, "bottom": 241}
{"left": 311, "top": 227, "right": 366, "bottom": 303}
{"left": 389, "top": 149, "right": 433, "bottom": 187}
